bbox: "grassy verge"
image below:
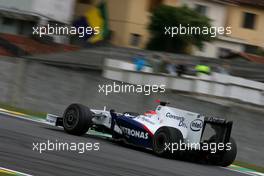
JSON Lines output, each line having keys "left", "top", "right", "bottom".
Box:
{"left": 234, "top": 161, "right": 264, "bottom": 173}
{"left": 0, "top": 102, "right": 46, "bottom": 119}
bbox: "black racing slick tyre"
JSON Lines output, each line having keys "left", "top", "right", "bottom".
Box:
{"left": 218, "top": 137, "right": 237, "bottom": 167}
{"left": 63, "top": 103, "right": 93, "bottom": 136}
{"left": 153, "top": 127, "right": 183, "bottom": 157}
{"left": 207, "top": 136, "right": 237, "bottom": 166}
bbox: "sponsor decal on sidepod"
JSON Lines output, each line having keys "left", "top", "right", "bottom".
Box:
{"left": 120, "top": 126, "right": 149, "bottom": 139}
{"left": 166, "top": 112, "right": 187, "bottom": 128}
{"left": 190, "top": 119, "right": 203, "bottom": 131}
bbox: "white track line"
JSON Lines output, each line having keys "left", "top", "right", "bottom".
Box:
{"left": 0, "top": 167, "right": 32, "bottom": 176}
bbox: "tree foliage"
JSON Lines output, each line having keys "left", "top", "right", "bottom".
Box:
{"left": 147, "top": 5, "right": 213, "bottom": 53}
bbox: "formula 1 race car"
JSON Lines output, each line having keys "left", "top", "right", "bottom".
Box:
{"left": 46, "top": 101, "right": 237, "bottom": 166}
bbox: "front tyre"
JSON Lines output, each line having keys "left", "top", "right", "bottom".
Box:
{"left": 153, "top": 127, "right": 183, "bottom": 157}
{"left": 63, "top": 103, "right": 93, "bottom": 136}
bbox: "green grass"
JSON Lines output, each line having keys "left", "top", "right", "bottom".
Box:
{"left": 234, "top": 160, "right": 264, "bottom": 173}
{"left": 0, "top": 102, "right": 46, "bottom": 119}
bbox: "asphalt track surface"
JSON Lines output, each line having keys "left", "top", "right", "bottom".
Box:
{"left": 0, "top": 114, "right": 248, "bottom": 176}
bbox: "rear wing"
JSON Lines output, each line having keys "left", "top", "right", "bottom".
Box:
{"left": 202, "top": 116, "right": 233, "bottom": 144}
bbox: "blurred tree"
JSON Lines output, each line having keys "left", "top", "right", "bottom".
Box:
{"left": 147, "top": 5, "right": 213, "bottom": 54}
{"left": 255, "top": 48, "right": 264, "bottom": 56}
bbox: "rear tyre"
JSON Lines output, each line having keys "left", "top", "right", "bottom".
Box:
{"left": 153, "top": 127, "right": 183, "bottom": 157}
{"left": 63, "top": 103, "right": 93, "bottom": 136}
{"left": 207, "top": 136, "right": 237, "bottom": 166}
{"left": 218, "top": 137, "right": 237, "bottom": 167}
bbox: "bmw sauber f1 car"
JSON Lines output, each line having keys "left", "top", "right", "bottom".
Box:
{"left": 46, "top": 101, "right": 237, "bottom": 166}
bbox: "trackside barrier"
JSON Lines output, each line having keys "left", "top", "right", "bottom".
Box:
{"left": 103, "top": 59, "right": 264, "bottom": 106}
{"left": 104, "top": 58, "right": 153, "bottom": 73}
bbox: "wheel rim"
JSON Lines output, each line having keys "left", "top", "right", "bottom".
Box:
{"left": 64, "top": 107, "right": 79, "bottom": 129}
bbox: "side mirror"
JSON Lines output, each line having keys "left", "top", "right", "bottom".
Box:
{"left": 155, "top": 99, "right": 170, "bottom": 106}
